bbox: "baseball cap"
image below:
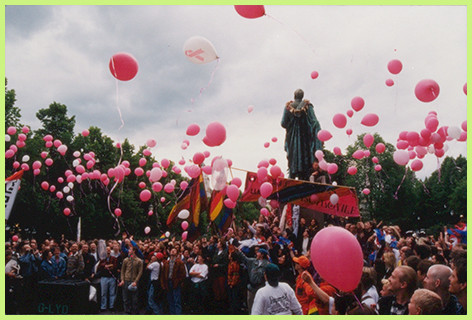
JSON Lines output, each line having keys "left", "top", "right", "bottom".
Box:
{"left": 265, "top": 263, "right": 281, "bottom": 280}
{"left": 258, "top": 248, "right": 269, "bottom": 256}
{"left": 293, "top": 255, "right": 311, "bottom": 269}
{"left": 155, "top": 252, "right": 164, "bottom": 260}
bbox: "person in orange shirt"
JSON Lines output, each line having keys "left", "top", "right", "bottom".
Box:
{"left": 292, "top": 255, "right": 316, "bottom": 314}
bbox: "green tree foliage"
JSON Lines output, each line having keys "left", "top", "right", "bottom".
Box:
{"left": 5, "top": 78, "right": 22, "bottom": 129}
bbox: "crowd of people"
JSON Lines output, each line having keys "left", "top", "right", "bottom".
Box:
{"left": 5, "top": 210, "right": 467, "bottom": 315}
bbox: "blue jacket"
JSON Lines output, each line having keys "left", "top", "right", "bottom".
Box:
{"left": 19, "top": 252, "right": 38, "bottom": 277}
{"left": 41, "top": 260, "right": 56, "bottom": 279}
{"left": 52, "top": 256, "right": 67, "bottom": 278}
{"left": 121, "top": 240, "right": 144, "bottom": 259}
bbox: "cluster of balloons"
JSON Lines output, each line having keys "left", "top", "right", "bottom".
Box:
{"left": 393, "top": 111, "right": 466, "bottom": 171}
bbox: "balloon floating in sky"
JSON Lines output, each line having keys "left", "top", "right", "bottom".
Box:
{"left": 310, "top": 71, "right": 319, "bottom": 79}
{"left": 317, "top": 130, "right": 333, "bottom": 142}
{"left": 109, "top": 52, "right": 139, "bottom": 81}
{"left": 183, "top": 36, "right": 218, "bottom": 64}
{"left": 415, "top": 79, "right": 440, "bottom": 102}
{"left": 393, "top": 150, "right": 409, "bottom": 166}
{"left": 234, "top": 5, "right": 265, "bottom": 19}
{"left": 332, "top": 113, "right": 347, "bottom": 129}
{"left": 385, "top": 79, "right": 394, "bottom": 87}
{"left": 186, "top": 124, "right": 200, "bottom": 136}
{"left": 203, "top": 121, "right": 226, "bottom": 147}
{"left": 361, "top": 113, "right": 379, "bottom": 127}
{"left": 463, "top": 83, "right": 467, "bottom": 95}
{"left": 387, "top": 59, "right": 403, "bottom": 74}
{"left": 351, "top": 96, "right": 365, "bottom": 112}
{"left": 247, "top": 105, "right": 254, "bottom": 113}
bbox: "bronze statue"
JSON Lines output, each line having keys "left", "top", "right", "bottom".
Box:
{"left": 281, "top": 89, "right": 322, "bottom": 180}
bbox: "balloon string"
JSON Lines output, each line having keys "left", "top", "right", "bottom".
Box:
{"left": 265, "top": 13, "right": 316, "bottom": 55}
{"left": 115, "top": 79, "right": 125, "bottom": 132}
{"left": 393, "top": 166, "right": 408, "bottom": 200}
{"left": 190, "top": 58, "right": 221, "bottom": 105}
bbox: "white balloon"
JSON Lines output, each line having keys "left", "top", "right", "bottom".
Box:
{"left": 73, "top": 151, "right": 81, "bottom": 158}
{"left": 72, "top": 159, "right": 80, "bottom": 167}
{"left": 330, "top": 194, "right": 339, "bottom": 205}
{"left": 66, "top": 195, "right": 74, "bottom": 202}
{"left": 211, "top": 158, "right": 228, "bottom": 191}
{"left": 149, "top": 167, "right": 162, "bottom": 183}
{"left": 63, "top": 186, "right": 70, "bottom": 193}
{"left": 447, "top": 126, "right": 461, "bottom": 140}
{"left": 178, "top": 209, "right": 190, "bottom": 220}
{"left": 76, "top": 175, "right": 82, "bottom": 184}
{"left": 68, "top": 182, "right": 74, "bottom": 189}
{"left": 22, "top": 155, "right": 30, "bottom": 162}
{"left": 165, "top": 231, "right": 170, "bottom": 238}
{"left": 5, "top": 135, "right": 11, "bottom": 142}
{"left": 183, "top": 36, "right": 218, "bottom": 64}
{"left": 144, "top": 226, "right": 151, "bottom": 234}
{"left": 427, "top": 145, "right": 435, "bottom": 154}
{"left": 332, "top": 181, "right": 337, "bottom": 186}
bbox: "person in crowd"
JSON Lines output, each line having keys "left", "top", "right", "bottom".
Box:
{"left": 51, "top": 246, "right": 66, "bottom": 279}
{"left": 146, "top": 252, "right": 164, "bottom": 315}
{"left": 210, "top": 239, "right": 228, "bottom": 313}
{"left": 66, "top": 242, "right": 84, "bottom": 279}
{"left": 188, "top": 254, "right": 209, "bottom": 314}
{"left": 416, "top": 259, "right": 433, "bottom": 288}
{"left": 97, "top": 246, "right": 119, "bottom": 312}
{"left": 379, "top": 279, "right": 394, "bottom": 297}
{"left": 81, "top": 243, "right": 96, "bottom": 282}
{"left": 227, "top": 251, "right": 243, "bottom": 314}
{"left": 238, "top": 247, "right": 271, "bottom": 312}
{"left": 119, "top": 245, "right": 143, "bottom": 314}
{"left": 40, "top": 249, "right": 55, "bottom": 279}
{"left": 161, "top": 247, "right": 187, "bottom": 315}
{"left": 90, "top": 241, "right": 98, "bottom": 261}
{"left": 378, "top": 265, "right": 418, "bottom": 315}
{"left": 5, "top": 249, "right": 20, "bottom": 314}
{"left": 423, "top": 264, "right": 464, "bottom": 314}
{"left": 251, "top": 263, "right": 302, "bottom": 315}
{"left": 449, "top": 256, "right": 467, "bottom": 313}
{"left": 408, "top": 288, "right": 443, "bottom": 315}
{"left": 292, "top": 255, "right": 315, "bottom": 314}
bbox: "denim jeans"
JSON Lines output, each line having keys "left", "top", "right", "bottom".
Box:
{"left": 167, "top": 280, "right": 182, "bottom": 315}
{"left": 147, "top": 280, "right": 162, "bottom": 314}
{"left": 122, "top": 280, "right": 139, "bottom": 314}
{"left": 100, "top": 276, "right": 117, "bottom": 310}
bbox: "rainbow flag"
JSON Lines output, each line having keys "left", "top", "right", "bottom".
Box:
{"left": 209, "top": 190, "right": 233, "bottom": 234}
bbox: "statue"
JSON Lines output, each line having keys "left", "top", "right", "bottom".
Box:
{"left": 281, "top": 89, "right": 322, "bottom": 180}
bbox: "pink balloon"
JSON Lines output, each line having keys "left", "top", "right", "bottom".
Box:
{"left": 393, "top": 150, "right": 409, "bottom": 166}
{"left": 270, "top": 199, "right": 279, "bottom": 208}
{"left": 231, "top": 177, "right": 242, "bottom": 188}
{"left": 45, "top": 141, "right": 53, "bottom": 148}
{"left": 67, "top": 175, "right": 76, "bottom": 183}
{"left": 372, "top": 156, "right": 379, "bottom": 164}
{"left": 319, "top": 160, "right": 328, "bottom": 171}
{"left": 57, "top": 144, "right": 67, "bottom": 156}
{"left": 406, "top": 131, "right": 420, "bottom": 146}
{"left": 181, "top": 221, "right": 189, "bottom": 231}
{"left": 362, "top": 188, "right": 371, "bottom": 195}
{"left": 257, "top": 167, "right": 268, "bottom": 181}
{"left": 258, "top": 159, "right": 270, "bottom": 168}
{"left": 269, "top": 158, "right": 277, "bottom": 165}
{"left": 180, "top": 181, "right": 189, "bottom": 191}
{"left": 410, "top": 159, "right": 423, "bottom": 171}
{"left": 327, "top": 163, "right": 338, "bottom": 175}
{"left": 269, "top": 165, "right": 282, "bottom": 178}
{"left": 226, "top": 185, "right": 240, "bottom": 202}
{"left": 224, "top": 198, "right": 236, "bottom": 209}
{"left": 260, "top": 208, "right": 270, "bottom": 217}
{"left": 7, "top": 126, "right": 17, "bottom": 135}
{"left": 151, "top": 182, "right": 162, "bottom": 192}
{"left": 435, "top": 148, "right": 445, "bottom": 158}
{"left": 182, "top": 231, "right": 188, "bottom": 241}
{"left": 41, "top": 181, "right": 49, "bottom": 190}
{"left": 43, "top": 134, "right": 53, "bottom": 142}
{"left": 333, "top": 147, "right": 342, "bottom": 156}
{"left": 204, "top": 122, "right": 226, "bottom": 147}
{"left": 140, "top": 189, "right": 152, "bottom": 202}
{"left": 263, "top": 142, "right": 270, "bottom": 148}
{"left": 9, "top": 145, "right": 18, "bottom": 153}
{"left": 138, "top": 182, "right": 146, "bottom": 189}
{"left": 361, "top": 113, "right": 379, "bottom": 127}
{"left": 387, "top": 59, "right": 403, "bottom": 74}
{"left": 143, "top": 149, "right": 152, "bottom": 156}
{"left": 16, "top": 140, "right": 26, "bottom": 148}
{"left": 53, "top": 139, "right": 62, "bottom": 148}
{"left": 186, "top": 124, "right": 200, "bottom": 136}
{"left": 234, "top": 5, "right": 265, "bottom": 19}
{"left": 160, "top": 197, "right": 166, "bottom": 203}
{"left": 161, "top": 158, "right": 170, "bottom": 169}
{"left": 148, "top": 210, "right": 153, "bottom": 216}
{"left": 352, "top": 150, "right": 365, "bottom": 160}
{"left": 310, "top": 226, "right": 363, "bottom": 292}
{"left": 134, "top": 167, "right": 144, "bottom": 177}
{"left": 463, "top": 83, "right": 467, "bottom": 95}
{"left": 13, "top": 161, "right": 20, "bottom": 169}
{"left": 114, "top": 208, "right": 122, "bottom": 217}
{"left": 347, "top": 166, "right": 357, "bottom": 175}
{"left": 385, "top": 79, "right": 394, "bottom": 87}
{"left": 415, "top": 79, "right": 440, "bottom": 102}
{"left": 40, "top": 151, "right": 48, "bottom": 159}
{"left": 187, "top": 165, "right": 201, "bottom": 179}
{"left": 315, "top": 150, "right": 324, "bottom": 161}
{"left": 332, "top": 113, "right": 347, "bottom": 129}
{"left": 109, "top": 52, "right": 139, "bottom": 81}
{"left": 21, "top": 163, "right": 29, "bottom": 171}
{"left": 364, "top": 150, "right": 371, "bottom": 157}
{"left": 146, "top": 139, "right": 157, "bottom": 148}
{"left": 310, "top": 71, "right": 319, "bottom": 79}
{"left": 317, "top": 129, "right": 332, "bottom": 142}
{"left": 56, "top": 191, "right": 64, "bottom": 199}
{"left": 5, "top": 149, "right": 15, "bottom": 158}
{"left": 426, "top": 118, "right": 439, "bottom": 132}
{"left": 458, "top": 131, "right": 467, "bottom": 142}
{"left": 22, "top": 126, "right": 30, "bottom": 134}
{"left": 12, "top": 235, "right": 19, "bottom": 242}
{"left": 164, "top": 183, "right": 175, "bottom": 193}
{"left": 346, "top": 128, "right": 353, "bottom": 136}
{"left": 63, "top": 208, "right": 71, "bottom": 216}
{"left": 375, "top": 143, "right": 386, "bottom": 154}
{"left": 260, "top": 182, "right": 273, "bottom": 198}
{"left": 193, "top": 152, "right": 205, "bottom": 165}
{"left": 363, "top": 134, "right": 374, "bottom": 148}
{"left": 44, "top": 158, "right": 53, "bottom": 166}
{"left": 81, "top": 129, "right": 89, "bottom": 137}
{"left": 17, "top": 133, "right": 27, "bottom": 141}
{"left": 247, "top": 105, "right": 254, "bottom": 113}
{"left": 461, "top": 121, "right": 466, "bottom": 132}
{"left": 202, "top": 165, "right": 212, "bottom": 175}
{"left": 351, "top": 96, "right": 365, "bottom": 112}
{"left": 374, "top": 164, "right": 382, "bottom": 171}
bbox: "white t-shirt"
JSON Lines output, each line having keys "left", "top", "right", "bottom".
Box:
{"left": 366, "top": 285, "right": 379, "bottom": 304}
{"left": 251, "top": 282, "right": 303, "bottom": 315}
{"left": 147, "top": 261, "right": 161, "bottom": 281}
{"left": 189, "top": 263, "right": 208, "bottom": 283}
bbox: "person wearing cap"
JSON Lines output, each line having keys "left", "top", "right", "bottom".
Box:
{"left": 292, "top": 255, "right": 316, "bottom": 314}
{"left": 251, "top": 263, "right": 302, "bottom": 315}
{"left": 147, "top": 252, "right": 164, "bottom": 314}
{"left": 237, "top": 246, "right": 270, "bottom": 313}
{"left": 118, "top": 246, "right": 143, "bottom": 314}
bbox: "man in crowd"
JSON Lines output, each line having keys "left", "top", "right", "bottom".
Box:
{"left": 408, "top": 288, "right": 443, "bottom": 315}
{"left": 378, "top": 265, "right": 418, "bottom": 315}
{"left": 97, "top": 246, "right": 118, "bottom": 312}
{"left": 423, "top": 264, "right": 464, "bottom": 314}
{"left": 119, "top": 246, "right": 143, "bottom": 314}
{"left": 66, "top": 242, "right": 84, "bottom": 279}
{"left": 292, "top": 255, "right": 315, "bottom": 314}
{"left": 81, "top": 243, "right": 96, "bottom": 282}
{"left": 161, "top": 248, "right": 186, "bottom": 315}
{"left": 147, "top": 252, "right": 164, "bottom": 314}
{"left": 449, "top": 256, "right": 467, "bottom": 313}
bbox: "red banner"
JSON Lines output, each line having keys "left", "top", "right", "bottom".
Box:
{"left": 240, "top": 172, "right": 359, "bottom": 218}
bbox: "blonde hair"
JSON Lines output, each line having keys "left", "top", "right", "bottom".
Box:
{"left": 383, "top": 251, "right": 396, "bottom": 270}
{"left": 411, "top": 289, "right": 442, "bottom": 315}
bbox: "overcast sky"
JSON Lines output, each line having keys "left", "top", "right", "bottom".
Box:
{"left": 5, "top": 5, "right": 467, "bottom": 184}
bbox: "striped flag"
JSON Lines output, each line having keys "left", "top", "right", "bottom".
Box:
{"left": 208, "top": 190, "right": 233, "bottom": 234}
{"left": 5, "top": 170, "right": 24, "bottom": 221}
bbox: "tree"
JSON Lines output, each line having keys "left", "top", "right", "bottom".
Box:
{"left": 36, "top": 102, "right": 76, "bottom": 146}
{"left": 5, "top": 78, "right": 22, "bottom": 129}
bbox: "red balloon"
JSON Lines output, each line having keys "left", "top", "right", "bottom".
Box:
{"left": 204, "top": 122, "right": 226, "bottom": 147}
{"left": 375, "top": 143, "right": 386, "bottom": 154}
{"left": 410, "top": 159, "right": 423, "bottom": 171}
{"left": 346, "top": 110, "right": 354, "bottom": 118}
{"left": 310, "top": 71, "right": 319, "bottom": 79}
{"left": 186, "top": 124, "right": 200, "bottom": 136}
{"left": 41, "top": 181, "right": 49, "bottom": 191}
{"left": 109, "top": 52, "right": 139, "bottom": 81}
{"left": 63, "top": 208, "right": 71, "bottom": 216}
{"left": 140, "top": 189, "right": 152, "bottom": 202}
{"left": 234, "top": 5, "right": 265, "bottom": 19}
{"left": 415, "top": 79, "right": 440, "bottom": 102}
{"left": 332, "top": 113, "right": 347, "bottom": 129}
{"left": 193, "top": 152, "right": 205, "bottom": 165}
{"left": 363, "top": 134, "right": 374, "bottom": 148}
{"left": 310, "top": 227, "right": 363, "bottom": 292}
{"left": 387, "top": 59, "right": 403, "bottom": 74}
{"left": 114, "top": 208, "right": 122, "bottom": 217}
{"left": 361, "top": 113, "right": 379, "bottom": 127}
{"left": 12, "top": 235, "right": 19, "bottom": 242}
{"left": 347, "top": 166, "right": 357, "bottom": 175}
{"left": 385, "top": 79, "right": 394, "bottom": 87}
